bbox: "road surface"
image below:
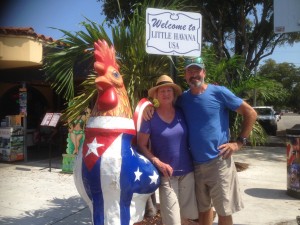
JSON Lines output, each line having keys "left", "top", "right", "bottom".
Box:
{"left": 277, "top": 113, "right": 300, "bottom": 135}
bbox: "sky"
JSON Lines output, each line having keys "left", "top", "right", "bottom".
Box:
{"left": 0, "top": 0, "right": 299, "bottom": 67}
{"left": 0, "top": 0, "right": 108, "bottom": 39}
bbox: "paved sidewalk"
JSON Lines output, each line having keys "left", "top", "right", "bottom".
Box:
{"left": 228, "top": 146, "right": 299, "bottom": 225}
{"left": 0, "top": 158, "right": 91, "bottom": 225}
{"left": 0, "top": 142, "right": 299, "bottom": 224}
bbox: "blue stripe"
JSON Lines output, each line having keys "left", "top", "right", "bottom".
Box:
{"left": 82, "top": 158, "right": 104, "bottom": 225}
{"left": 120, "top": 133, "right": 133, "bottom": 225}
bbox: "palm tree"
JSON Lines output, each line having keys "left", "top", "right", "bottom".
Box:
{"left": 43, "top": 0, "right": 188, "bottom": 122}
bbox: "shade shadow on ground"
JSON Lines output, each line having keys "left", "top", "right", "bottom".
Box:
{"left": 0, "top": 196, "right": 90, "bottom": 225}
{"left": 244, "top": 188, "right": 299, "bottom": 200}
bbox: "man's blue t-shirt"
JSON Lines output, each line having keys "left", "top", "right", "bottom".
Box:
{"left": 176, "top": 84, "right": 243, "bottom": 163}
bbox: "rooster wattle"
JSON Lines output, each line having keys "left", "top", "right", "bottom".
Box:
{"left": 74, "top": 40, "right": 160, "bottom": 225}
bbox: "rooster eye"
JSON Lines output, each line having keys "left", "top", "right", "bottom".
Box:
{"left": 112, "top": 70, "right": 120, "bottom": 79}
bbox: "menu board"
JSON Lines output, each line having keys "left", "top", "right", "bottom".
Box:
{"left": 40, "top": 113, "right": 61, "bottom": 127}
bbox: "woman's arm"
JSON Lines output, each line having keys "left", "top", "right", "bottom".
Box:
{"left": 137, "top": 132, "right": 173, "bottom": 177}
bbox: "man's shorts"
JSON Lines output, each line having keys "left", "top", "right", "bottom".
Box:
{"left": 194, "top": 156, "right": 244, "bottom": 216}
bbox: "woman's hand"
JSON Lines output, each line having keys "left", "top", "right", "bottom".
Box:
{"left": 152, "top": 157, "right": 173, "bottom": 177}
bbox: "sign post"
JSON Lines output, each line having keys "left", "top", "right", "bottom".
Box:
{"left": 19, "top": 83, "right": 27, "bottom": 161}
{"left": 40, "top": 113, "right": 61, "bottom": 172}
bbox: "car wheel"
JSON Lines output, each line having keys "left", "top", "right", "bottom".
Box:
{"left": 270, "top": 126, "right": 277, "bottom": 136}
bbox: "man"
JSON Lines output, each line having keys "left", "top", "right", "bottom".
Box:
{"left": 144, "top": 57, "right": 257, "bottom": 225}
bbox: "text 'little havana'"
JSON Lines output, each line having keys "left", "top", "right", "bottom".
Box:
{"left": 151, "top": 31, "right": 196, "bottom": 42}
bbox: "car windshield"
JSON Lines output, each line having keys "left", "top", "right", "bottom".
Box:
{"left": 255, "top": 108, "right": 272, "bottom": 115}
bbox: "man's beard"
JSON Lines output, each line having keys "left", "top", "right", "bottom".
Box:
{"left": 188, "top": 76, "right": 203, "bottom": 88}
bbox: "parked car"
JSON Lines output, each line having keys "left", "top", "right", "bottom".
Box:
{"left": 253, "top": 106, "right": 278, "bottom": 135}
{"left": 275, "top": 111, "right": 281, "bottom": 121}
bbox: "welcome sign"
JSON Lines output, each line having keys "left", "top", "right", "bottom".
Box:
{"left": 146, "top": 8, "right": 202, "bottom": 57}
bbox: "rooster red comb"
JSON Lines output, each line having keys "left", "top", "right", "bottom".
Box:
{"left": 94, "top": 40, "right": 119, "bottom": 75}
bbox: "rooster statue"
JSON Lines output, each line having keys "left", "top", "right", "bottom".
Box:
{"left": 74, "top": 39, "right": 160, "bottom": 225}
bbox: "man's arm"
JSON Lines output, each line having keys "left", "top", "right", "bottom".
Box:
{"left": 142, "top": 105, "right": 155, "bottom": 121}
{"left": 218, "top": 101, "right": 257, "bottom": 158}
{"left": 235, "top": 101, "right": 258, "bottom": 139}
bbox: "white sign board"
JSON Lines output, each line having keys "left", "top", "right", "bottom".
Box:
{"left": 40, "top": 113, "right": 61, "bottom": 127}
{"left": 146, "top": 8, "right": 202, "bottom": 57}
{"left": 274, "top": 0, "right": 300, "bottom": 33}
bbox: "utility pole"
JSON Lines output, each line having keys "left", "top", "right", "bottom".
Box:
{"left": 170, "top": 56, "right": 177, "bottom": 83}
{"left": 253, "top": 48, "right": 257, "bottom": 106}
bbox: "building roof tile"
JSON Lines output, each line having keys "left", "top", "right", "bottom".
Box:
{"left": 0, "top": 27, "right": 55, "bottom": 42}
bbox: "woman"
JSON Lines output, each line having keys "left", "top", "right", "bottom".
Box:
{"left": 137, "top": 75, "right": 198, "bottom": 225}
{"left": 69, "top": 108, "right": 91, "bottom": 154}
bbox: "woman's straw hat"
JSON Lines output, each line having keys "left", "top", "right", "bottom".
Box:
{"left": 148, "top": 75, "right": 182, "bottom": 98}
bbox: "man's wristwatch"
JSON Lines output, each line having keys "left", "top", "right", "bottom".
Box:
{"left": 236, "top": 136, "right": 247, "bottom": 145}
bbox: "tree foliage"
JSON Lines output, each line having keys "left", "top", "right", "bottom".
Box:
{"left": 43, "top": 0, "right": 270, "bottom": 145}
{"left": 99, "top": 0, "right": 300, "bottom": 72}
{"left": 43, "top": 1, "right": 186, "bottom": 122}
{"left": 258, "top": 59, "right": 300, "bottom": 110}
{"left": 98, "top": 0, "right": 191, "bottom": 26}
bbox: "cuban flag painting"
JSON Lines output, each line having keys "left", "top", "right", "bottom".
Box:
{"left": 74, "top": 116, "right": 160, "bottom": 225}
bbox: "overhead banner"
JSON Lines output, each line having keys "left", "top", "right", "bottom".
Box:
{"left": 146, "top": 8, "right": 202, "bottom": 57}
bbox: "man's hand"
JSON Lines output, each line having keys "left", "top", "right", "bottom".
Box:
{"left": 218, "top": 142, "right": 241, "bottom": 159}
{"left": 142, "top": 105, "right": 155, "bottom": 121}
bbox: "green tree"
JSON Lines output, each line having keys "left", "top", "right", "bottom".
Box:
{"left": 100, "top": 0, "right": 300, "bottom": 72}
{"left": 43, "top": 1, "right": 185, "bottom": 122}
{"left": 258, "top": 59, "right": 300, "bottom": 110}
{"left": 44, "top": 1, "right": 268, "bottom": 145}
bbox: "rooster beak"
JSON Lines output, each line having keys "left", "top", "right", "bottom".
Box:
{"left": 94, "top": 61, "right": 112, "bottom": 88}
{"left": 95, "top": 76, "right": 112, "bottom": 91}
